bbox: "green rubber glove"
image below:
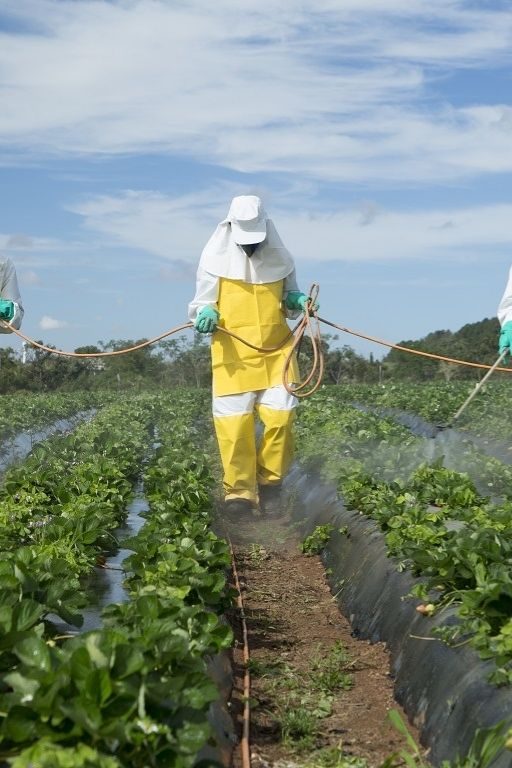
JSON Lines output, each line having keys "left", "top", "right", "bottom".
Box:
{"left": 499, "top": 320, "right": 512, "bottom": 358}
{"left": 0, "top": 299, "right": 15, "bottom": 321}
{"left": 194, "top": 306, "right": 219, "bottom": 334}
{"left": 285, "top": 291, "right": 319, "bottom": 312}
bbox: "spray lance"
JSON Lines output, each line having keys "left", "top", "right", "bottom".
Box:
{"left": 435, "top": 350, "right": 508, "bottom": 434}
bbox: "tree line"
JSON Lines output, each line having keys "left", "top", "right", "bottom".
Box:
{"left": 384, "top": 317, "right": 501, "bottom": 381}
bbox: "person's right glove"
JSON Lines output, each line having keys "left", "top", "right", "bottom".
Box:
{"left": 194, "top": 306, "right": 219, "bottom": 334}
{"left": 499, "top": 320, "right": 512, "bottom": 359}
{"left": 0, "top": 299, "right": 15, "bottom": 321}
{"left": 285, "top": 291, "right": 319, "bottom": 312}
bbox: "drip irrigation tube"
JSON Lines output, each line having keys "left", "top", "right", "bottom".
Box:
{"left": 229, "top": 538, "right": 252, "bottom": 768}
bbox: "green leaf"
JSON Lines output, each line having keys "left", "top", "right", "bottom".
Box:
{"left": 85, "top": 634, "right": 109, "bottom": 668}
{"left": 0, "top": 605, "right": 13, "bottom": 632}
{"left": 14, "top": 636, "right": 51, "bottom": 671}
{"left": 388, "top": 709, "right": 421, "bottom": 754}
{"left": 2, "top": 705, "right": 39, "bottom": 743}
{"left": 85, "top": 668, "right": 113, "bottom": 706}
{"left": 3, "top": 671, "right": 39, "bottom": 701}
{"left": 111, "top": 644, "right": 145, "bottom": 679}
{"left": 59, "top": 698, "right": 102, "bottom": 734}
{"left": 70, "top": 647, "right": 93, "bottom": 680}
{"left": 10, "top": 740, "right": 122, "bottom": 768}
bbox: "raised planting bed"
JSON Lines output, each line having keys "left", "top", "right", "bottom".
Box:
{"left": 286, "top": 463, "right": 512, "bottom": 765}
{"left": 0, "top": 391, "right": 112, "bottom": 444}
{"left": 291, "top": 388, "right": 512, "bottom": 764}
{"left": 0, "top": 391, "right": 235, "bottom": 768}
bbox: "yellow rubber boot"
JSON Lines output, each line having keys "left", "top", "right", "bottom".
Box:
{"left": 256, "top": 405, "right": 295, "bottom": 486}
{"left": 213, "top": 412, "right": 257, "bottom": 503}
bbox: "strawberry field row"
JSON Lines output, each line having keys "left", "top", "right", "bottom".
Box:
{"left": 295, "top": 391, "right": 512, "bottom": 684}
{"left": 0, "top": 392, "right": 115, "bottom": 443}
{"left": 332, "top": 381, "right": 512, "bottom": 441}
{"left": 0, "top": 391, "right": 231, "bottom": 767}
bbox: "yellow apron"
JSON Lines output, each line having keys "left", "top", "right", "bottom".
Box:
{"left": 211, "top": 278, "right": 300, "bottom": 397}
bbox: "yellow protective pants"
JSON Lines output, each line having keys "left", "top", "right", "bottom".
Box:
{"left": 212, "top": 387, "right": 297, "bottom": 504}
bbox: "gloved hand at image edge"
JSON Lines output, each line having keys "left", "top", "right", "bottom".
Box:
{"left": 0, "top": 299, "right": 15, "bottom": 322}
{"left": 195, "top": 305, "right": 219, "bottom": 334}
{"left": 498, "top": 320, "right": 512, "bottom": 358}
{"left": 285, "top": 291, "right": 319, "bottom": 313}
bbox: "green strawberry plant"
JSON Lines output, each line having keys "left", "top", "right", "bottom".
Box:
{"left": 0, "top": 391, "right": 233, "bottom": 766}
{"left": 295, "top": 390, "right": 512, "bottom": 684}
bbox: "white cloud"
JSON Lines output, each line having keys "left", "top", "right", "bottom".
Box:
{"left": 68, "top": 189, "right": 224, "bottom": 262}
{"left": 39, "top": 315, "right": 67, "bottom": 330}
{"left": 0, "top": 1, "right": 511, "bottom": 182}
{"left": 276, "top": 203, "right": 512, "bottom": 262}
{"left": 5, "top": 234, "right": 34, "bottom": 249}
{"left": 68, "top": 187, "right": 512, "bottom": 266}
{"left": 0, "top": 232, "right": 83, "bottom": 254}
{"left": 0, "top": 231, "right": 98, "bottom": 273}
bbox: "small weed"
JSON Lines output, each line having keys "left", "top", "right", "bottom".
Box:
{"left": 301, "top": 524, "right": 335, "bottom": 555}
{"left": 302, "top": 747, "right": 370, "bottom": 767}
{"left": 267, "top": 664, "right": 302, "bottom": 695}
{"left": 309, "top": 693, "right": 334, "bottom": 719}
{"left": 266, "top": 641, "right": 357, "bottom": 759}
{"left": 247, "top": 657, "right": 284, "bottom": 678}
{"left": 310, "top": 642, "right": 353, "bottom": 694}
{"left": 249, "top": 542, "right": 269, "bottom": 562}
{"left": 280, "top": 704, "right": 319, "bottom": 751}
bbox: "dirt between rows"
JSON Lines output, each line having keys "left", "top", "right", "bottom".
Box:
{"left": 222, "top": 512, "right": 427, "bottom": 768}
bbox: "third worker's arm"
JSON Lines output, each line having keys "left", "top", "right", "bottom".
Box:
{"left": 0, "top": 258, "right": 24, "bottom": 335}
{"left": 498, "top": 266, "right": 512, "bottom": 359}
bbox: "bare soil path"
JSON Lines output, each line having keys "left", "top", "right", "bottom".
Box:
{"left": 222, "top": 513, "right": 427, "bottom": 768}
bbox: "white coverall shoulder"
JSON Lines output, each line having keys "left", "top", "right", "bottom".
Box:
{"left": 0, "top": 257, "right": 24, "bottom": 334}
{"left": 497, "top": 266, "right": 512, "bottom": 326}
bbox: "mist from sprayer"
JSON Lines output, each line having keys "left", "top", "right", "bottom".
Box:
{"left": 329, "top": 405, "right": 512, "bottom": 501}
{"left": 216, "top": 398, "right": 512, "bottom": 549}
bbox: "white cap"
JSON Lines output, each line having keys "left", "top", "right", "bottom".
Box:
{"left": 227, "top": 195, "right": 267, "bottom": 245}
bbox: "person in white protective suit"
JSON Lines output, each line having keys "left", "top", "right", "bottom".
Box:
{"left": 188, "top": 195, "right": 318, "bottom": 516}
{"left": 0, "top": 257, "right": 24, "bottom": 334}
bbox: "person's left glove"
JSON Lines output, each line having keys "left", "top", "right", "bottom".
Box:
{"left": 195, "top": 306, "right": 219, "bottom": 334}
{"left": 499, "top": 320, "right": 512, "bottom": 359}
{"left": 0, "top": 299, "right": 15, "bottom": 321}
{"left": 285, "top": 291, "right": 319, "bottom": 312}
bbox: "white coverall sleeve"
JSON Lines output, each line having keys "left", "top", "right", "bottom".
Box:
{"left": 497, "top": 267, "right": 512, "bottom": 326}
{"left": 0, "top": 258, "right": 24, "bottom": 334}
{"left": 188, "top": 267, "right": 219, "bottom": 322}
{"left": 282, "top": 269, "right": 301, "bottom": 320}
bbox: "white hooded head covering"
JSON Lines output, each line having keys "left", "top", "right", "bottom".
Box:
{"left": 198, "top": 195, "right": 295, "bottom": 284}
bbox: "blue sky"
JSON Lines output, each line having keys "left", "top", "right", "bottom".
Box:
{"left": 1, "top": 0, "right": 512, "bottom": 359}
